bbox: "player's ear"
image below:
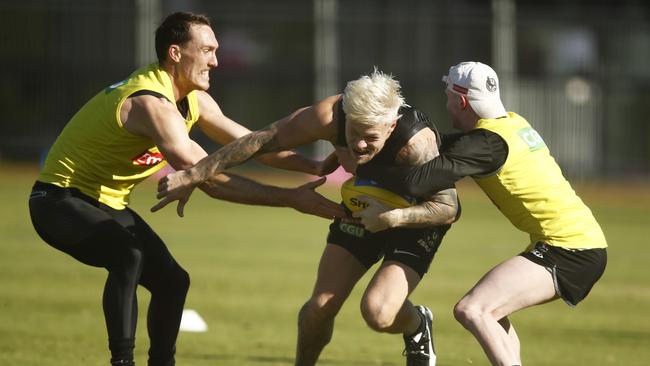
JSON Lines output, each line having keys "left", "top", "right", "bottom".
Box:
{"left": 388, "top": 121, "right": 397, "bottom": 134}
{"left": 169, "top": 45, "right": 182, "bottom": 63}
{"left": 460, "top": 95, "right": 468, "bottom": 109}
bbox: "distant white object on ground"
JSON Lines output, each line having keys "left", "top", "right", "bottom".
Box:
{"left": 180, "top": 309, "right": 208, "bottom": 332}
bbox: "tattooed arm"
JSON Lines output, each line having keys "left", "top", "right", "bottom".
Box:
{"left": 152, "top": 95, "right": 341, "bottom": 216}
{"left": 352, "top": 127, "right": 459, "bottom": 232}
{"left": 353, "top": 188, "right": 458, "bottom": 232}
{"left": 190, "top": 122, "right": 282, "bottom": 183}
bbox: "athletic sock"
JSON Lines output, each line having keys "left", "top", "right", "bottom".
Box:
{"left": 148, "top": 346, "right": 175, "bottom": 366}
{"left": 109, "top": 337, "right": 135, "bottom": 366}
{"left": 405, "top": 308, "right": 426, "bottom": 338}
{"left": 111, "top": 361, "right": 135, "bottom": 366}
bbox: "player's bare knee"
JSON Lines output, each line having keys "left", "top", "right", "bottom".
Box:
{"left": 362, "top": 310, "right": 395, "bottom": 332}
{"left": 303, "top": 293, "right": 343, "bottom": 321}
{"left": 360, "top": 298, "right": 396, "bottom": 332}
{"left": 453, "top": 299, "right": 484, "bottom": 327}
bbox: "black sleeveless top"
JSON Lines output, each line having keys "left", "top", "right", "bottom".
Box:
{"left": 334, "top": 100, "right": 440, "bottom": 164}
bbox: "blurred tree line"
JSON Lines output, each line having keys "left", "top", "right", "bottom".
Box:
{"left": 0, "top": 0, "right": 648, "bottom": 180}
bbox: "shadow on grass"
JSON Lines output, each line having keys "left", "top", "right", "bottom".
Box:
{"left": 180, "top": 352, "right": 407, "bottom": 365}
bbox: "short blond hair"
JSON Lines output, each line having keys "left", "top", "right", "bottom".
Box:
{"left": 342, "top": 68, "right": 405, "bottom": 126}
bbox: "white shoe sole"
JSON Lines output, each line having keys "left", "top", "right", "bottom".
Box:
{"left": 417, "top": 306, "right": 436, "bottom": 366}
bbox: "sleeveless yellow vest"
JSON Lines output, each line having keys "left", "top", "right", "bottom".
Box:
{"left": 473, "top": 112, "right": 607, "bottom": 249}
{"left": 38, "top": 63, "right": 200, "bottom": 209}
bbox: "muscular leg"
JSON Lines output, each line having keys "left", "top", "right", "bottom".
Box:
{"left": 128, "top": 210, "right": 190, "bottom": 366}
{"left": 98, "top": 210, "right": 149, "bottom": 366}
{"left": 29, "top": 188, "right": 148, "bottom": 366}
{"left": 360, "top": 261, "right": 422, "bottom": 335}
{"left": 141, "top": 264, "right": 190, "bottom": 366}
{"left": 453, "top": 256, "right": 557, "bottom": 366}
{"left": 296, "top": 244, "right": 368, "bottom": 366}
{"left": 101, "top": 243, "right": 144, "bottom": 366}
{"left": 58, "top": 216, "right": 145, "bottom": 366}
{"left": 498, "top": 317, "right": 520, "bottom": 363}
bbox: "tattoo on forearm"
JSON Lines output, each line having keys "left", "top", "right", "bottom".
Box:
{"left": 196, "top": 124, "right": 283, "bottom": 181}
{"left": 395, "top": 188, "right": 458, "bottom": 227}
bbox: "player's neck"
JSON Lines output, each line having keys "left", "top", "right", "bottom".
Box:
{"left": 161, "top": 63, "right": 190, "bottom": 102}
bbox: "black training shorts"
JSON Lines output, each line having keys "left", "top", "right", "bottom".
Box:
{"left": 520, "top": 241, "right": 607, "bottom": 306}
{"left": 327, "top": 218, "right": 450, "bottom": 278}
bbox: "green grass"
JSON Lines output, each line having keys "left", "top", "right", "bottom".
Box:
{"left": 1, "top": 164, "right": 649, "bottom": 365}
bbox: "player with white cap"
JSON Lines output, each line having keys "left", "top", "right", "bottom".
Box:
{"left": 357, "top": 61, "right": 608, "bottom": 366}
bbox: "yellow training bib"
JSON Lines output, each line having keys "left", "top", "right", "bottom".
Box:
{"left": 473, "top": 112, "right": 607, "bottom": 249}
{"left": 38, "top": 63, "right": 200, "bottom": 209}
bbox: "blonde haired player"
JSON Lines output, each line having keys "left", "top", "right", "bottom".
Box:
{"left": 153, "top": 69, "right": 459, "bottom": 366}
{"left": 342, "top": 67, "right": 405, "bottom": 127}
{"left": 357, "top": 61, "right": 608, "bottom": 366}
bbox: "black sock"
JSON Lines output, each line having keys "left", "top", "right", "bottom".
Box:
{"left": 111, "top": 361, "right": 135, "bottom": 366}
{"left": 148, "top": 346, "right": 175, "bottom": 366}
{"left": 109, "top": 337, "right": 135, "bottom": 366}
{"left": 406, "top": 309, "right": 426, "bottom": 338}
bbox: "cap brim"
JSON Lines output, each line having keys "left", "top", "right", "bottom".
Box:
{"left": 468, "top": 98, "right": 507, "bottom": 119}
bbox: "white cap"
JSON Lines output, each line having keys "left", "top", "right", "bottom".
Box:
{"left": 442, "top": 61, "right": 507, "bottom": 119}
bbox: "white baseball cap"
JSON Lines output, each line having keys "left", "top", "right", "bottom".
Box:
{"left": 442, "top": 61, "right": 507, "bottom": 119}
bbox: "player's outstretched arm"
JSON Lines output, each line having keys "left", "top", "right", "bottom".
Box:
{"left": 187, "top": 97, "right": 336, "bottom": 185}
{"left": 151, "top": 172, "right": 347, "bottom": 219}
{"left": 154, "top": 95, "right": 339, "bottom": 213}
{"left": 196, "top": 91, "right": 339, "bottom": 176}
{"left": 201, "top": 174, "right": 346, "bottom": 219}
{"left": 151, "top": 173, "right": 347, "bottom": 219}
{"left": 151, "top": 124, "right": 290, "bottom": 215}
{"left": 150, "top": 124, "right": 283, "bottom": 216}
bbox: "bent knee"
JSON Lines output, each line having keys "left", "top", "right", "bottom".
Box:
{"left": 172, "top": 266, "right": 190, "bottom": 292}
{"left": 108, "top": 247, "right": 145, "bottom": 275}
{"left": 360, "top": 298, "right": 397, "bottom": 332}
{"left": 150, "top": 264, "right": 190, "bottom": 295}
{"left": 453, "top": 298, "right": 490, "bottom": 326}
{"left": 301, "top": 293, "right": 345, "bottom": 322}
{"left": 162, "top": 265, "right": 190, "bottom": 296}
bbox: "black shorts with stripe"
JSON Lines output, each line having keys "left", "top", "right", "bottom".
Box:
{"left": 520, "top": 241, "right": 607, "bottom": 306}
{"left": 327, "top": 218, "right": 450, "bottom": 278}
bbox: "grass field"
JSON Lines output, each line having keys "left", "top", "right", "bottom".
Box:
{"left": 1, "top": 163, "right": 649, "bottom": 366}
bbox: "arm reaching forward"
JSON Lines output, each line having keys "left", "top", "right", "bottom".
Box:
{"left": 152, "top": 125, "right": 281, "bottom": 216}
{"left": 151, "top": 173, "right": 346, "bottom": 220}
{"left": 152, "top": 95, "right": 341, "bottom": 216}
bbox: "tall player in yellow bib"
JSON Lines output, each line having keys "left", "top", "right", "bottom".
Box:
{"left": 357, "top": 62, "right": 608, "bottom": 366}
{"left": 28, "top": 12, "right": 345, "bottom": 366}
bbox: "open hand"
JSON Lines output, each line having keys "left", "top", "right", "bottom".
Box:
{"left": 289, "top": 177, "right": 348, "bottom": 220}
{"left": 150, "top": 170, "right": 197, "bottom": 217}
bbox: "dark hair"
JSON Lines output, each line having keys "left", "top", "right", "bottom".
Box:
{"left": 155, "top": 12, "right": 212, "bottom": 64}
